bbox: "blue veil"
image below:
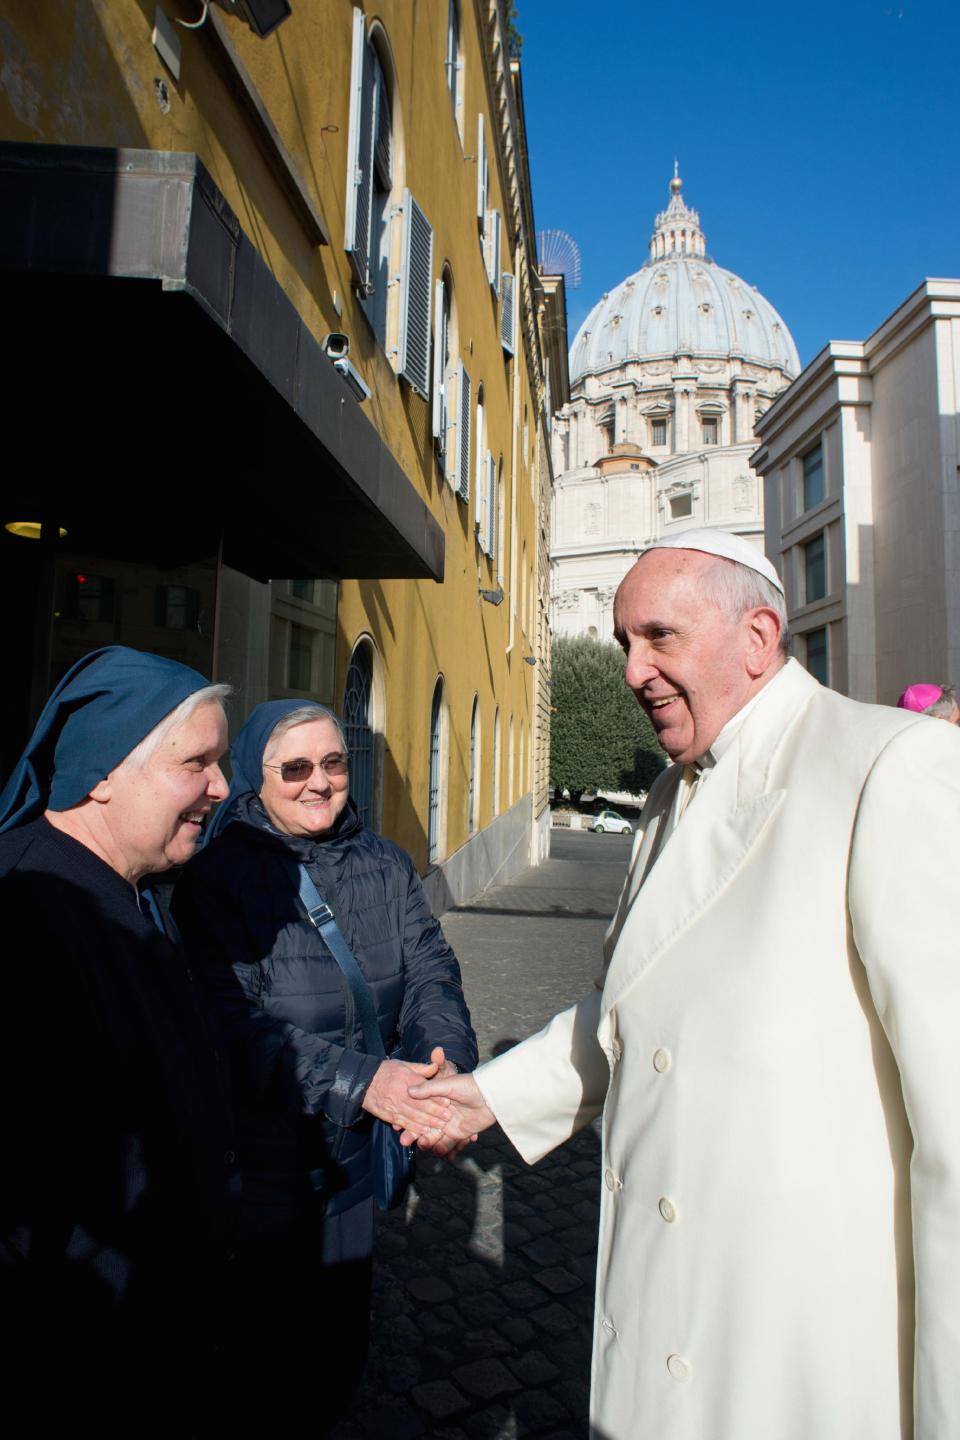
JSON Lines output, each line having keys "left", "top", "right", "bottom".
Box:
{"left": 0, "top": 647, "right": 212, "bottom": 833}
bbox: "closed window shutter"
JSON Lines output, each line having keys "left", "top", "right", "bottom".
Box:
{"left": 432, "top": 278, "right": 446, "bottom": 443}
{"left": 476, "top": 114, "right": 487, "bottom": 227}
{"left": 444, "top": 364, "right": 458, "bottom": 488}
{"left": 344, "top": 8, "right": 375, "bottom": 290}
{"left": 373, "top": 68, "right": 392, "bottom": 188}
{"left": 484, "top": 453, "right": 496, "bottom": 555}
{"left": 457, "top": 362, "right": 471, "bottom": 503}
{"left": 475, "top": 429, "right": 485, "bottom": 533}
{"left": 397, "top": 191, "right": 434, "bottom": 399}
{"left": 500, "top": 272, "right": 515, "bottom": 354}
{"left": 485, "top": 210, "right": 501, "bottom": 294}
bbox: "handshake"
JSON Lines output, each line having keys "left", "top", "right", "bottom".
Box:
{"left": 360, "top": 1047, "right": 495, "bottom": 1159}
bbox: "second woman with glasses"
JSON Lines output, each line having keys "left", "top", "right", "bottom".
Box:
{"left": 172, "top": 699, "right": 477, "bottom": 1429}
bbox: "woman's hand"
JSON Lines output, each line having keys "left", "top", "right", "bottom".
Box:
{"left": 361, "top": 1056, "right": 450, "bottom": 1136}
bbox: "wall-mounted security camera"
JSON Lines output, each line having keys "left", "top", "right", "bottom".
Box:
{"left": 321, "top": 332, "right": 370, "bottom": 402}
{"left": 322, "top": 332, "right": 350, "bottom": 360}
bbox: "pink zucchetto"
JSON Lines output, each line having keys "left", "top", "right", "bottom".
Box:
{"left": 897, "top": 683, "right": 944, "bottom": 713}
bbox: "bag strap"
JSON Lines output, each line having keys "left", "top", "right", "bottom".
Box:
{"left": 297, "top": 865, "right": 385, "bottom": 1058}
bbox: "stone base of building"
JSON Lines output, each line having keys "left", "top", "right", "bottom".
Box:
{"left": 423, "top": 796, "right": 549, "bottom": 916}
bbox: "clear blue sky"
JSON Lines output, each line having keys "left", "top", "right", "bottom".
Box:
{"left": 517, "top": 0, "right": 960, "bottom": 366}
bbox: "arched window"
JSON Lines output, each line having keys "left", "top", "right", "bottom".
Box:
{"left": 428, "top": 678, "right": 445, "bottom": 863}
{"left": 492, "top": 706, "right": 501, "bottom": 817}
{"left": 468, "top": 695, "right": 480, "bottom": 833}
{"left": 342, "top": 641, "right": 374, "bottom": 828}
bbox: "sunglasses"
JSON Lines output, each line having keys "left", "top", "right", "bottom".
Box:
{"left": 264, "top": 752, "right": 350, "bottom": 784}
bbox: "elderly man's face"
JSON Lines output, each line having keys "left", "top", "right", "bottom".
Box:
{"left": 614, "top": 550, "right": 770, "bottom": 764}
{"left": 106, "top": 701, "right": 229, "bottom": 877}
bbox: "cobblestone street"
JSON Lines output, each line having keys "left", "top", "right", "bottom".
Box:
{"left": 333, "top": 830, "right": 632, "bottom": 1440}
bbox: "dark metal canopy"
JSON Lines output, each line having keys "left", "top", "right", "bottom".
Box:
{"left": 0, "top": 141, "right": 444, "bottom": 583}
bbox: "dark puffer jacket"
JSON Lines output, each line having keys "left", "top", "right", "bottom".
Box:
{"left": 172, "top": 795, "right": 477, "bottom": 1215}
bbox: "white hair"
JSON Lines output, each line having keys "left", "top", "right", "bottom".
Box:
{"left": 122, "top": 684, "right": 232, "bottom": 769}
{"left": 262, "top": 704, "right": 348, "bottom": 765}
{"left": 700, "top": 557, "right": 790, "bottom": 655}
{"left": 925, "top": 684, "right": 959, "bottom": 719}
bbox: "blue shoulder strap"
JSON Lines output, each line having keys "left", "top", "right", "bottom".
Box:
{"left": 297, "top": 865, "right": 385, "bottom": 1058}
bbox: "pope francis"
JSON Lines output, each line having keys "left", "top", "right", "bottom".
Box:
{"left": 410, "top": 529, "right": 960, "bottom": 1440}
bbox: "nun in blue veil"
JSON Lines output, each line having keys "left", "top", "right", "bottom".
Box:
{"left": 172, "top": 698, "right": 478, "bottom": 1431}
{"left": 0, "top": 647, "right": 237, "bottom": 1435}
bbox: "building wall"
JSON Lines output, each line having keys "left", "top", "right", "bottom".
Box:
{"left": 752, "top": 281, "right": 960, "bottom": 705}
{"left": 0, "top": 0, "right": 563, "bottom": 897}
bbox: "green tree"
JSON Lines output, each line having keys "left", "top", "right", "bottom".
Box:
{"left": 550, "top": 634, "right": 665, "bottom": 798}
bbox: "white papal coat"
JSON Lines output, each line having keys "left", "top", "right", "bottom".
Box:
{"left": 477, "top": 661, "right": 960, "bottom": 1440}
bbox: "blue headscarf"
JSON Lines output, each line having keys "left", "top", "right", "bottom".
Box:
{"left": 205, "top": 699, "right": 322, "bottom": 843}
{"left": 0, "top": 647, "right": 213, "bottom": 833}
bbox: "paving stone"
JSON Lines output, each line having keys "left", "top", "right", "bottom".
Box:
{"left": 506, "top": 1349, "right": 561, "bottom": 1386}
{"left": 377, "top": 1285, "right": 410, "bottom": 1318}
{"left": 512, "top": 1388, "right": 570, "bottom": 1428}
{"left": 463, "top": 1403, "right": 516, "bottom": 1440}
{"left": 419, "top": 1303, "right": 462, "bottom": 1339}
{"left": 530, "top": 1301, "right": 580, "bottom": 1334}
{"left": 452, "top": 1357, "right": 521, "bottom": 1400}
{"left": 534, "top": 1265, "right": 582, "bottom": 1296}
{"left": 447, "top": 1260, "right": 496, "bottom": 1291}
{"left": 519, "top": 1236, "right": 565, "bottom": 1265}
{"left": 501, "top": 1279, "right": 545, "bottom": 1311}
{"left": 381, "top": 1313, "right": 423, "bottom": 1352}
{"left": 409, "top": 1380, "right": 468, "bottom": 1420}
{"left": 458, "top": 1289, "right": 508, "bottom": 1325}
{"left": 384, "top": 1355, "right": 422, "bottom": 1393}
{"left": 517, "top": 1213, "right": 553, "bottom": 1237}
{"left": 560, "top": 1224, "right": 600, "bottom": 1255}
{"left": 554, "top": 1377, "right": 591, "bottom": 1418}
{"left": 359, "top": 1400, "right": 424, "bottom": 1439}
{"left": 500, "top": 1316, "right": 536, "bottom": 1346}
{"left": 502, "top": 1221, "right": 532, "bottom": 1246}
{"left": 463, "top": 1326, "right": 512, "bottom": 1356}
{"left": 408, "top": 1275, "right": 455, "bottom": 1304}
{"left": 569, "top": 1251, "right": 599, "bottom": 1282}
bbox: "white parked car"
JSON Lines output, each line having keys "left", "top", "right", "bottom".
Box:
{"left": 592, "top": 808, "right": 632, "bottom": 835}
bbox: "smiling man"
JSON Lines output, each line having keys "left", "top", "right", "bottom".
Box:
{"left": 412, "top": 528, "right": 960, "bottom": 1440}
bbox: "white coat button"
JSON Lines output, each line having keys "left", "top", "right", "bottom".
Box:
{"left": 604, "top": 1169, "right": 623, "bottom": 1191}
{"left": 652, "top": 1047, "right": 671, "bottom": 1073}
{"left": 667, "top": 1354, "right": 691, "bottom": 1382}
{"left": 658, "top": 1196, "right": 677, "bottom": 1223}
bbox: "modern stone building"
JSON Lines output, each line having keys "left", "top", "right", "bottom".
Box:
{"left": 751, "top": 279, "right": 960, "bottom": 703}
{"left": 550, "top": 169, "right": 799, "bottom": 640}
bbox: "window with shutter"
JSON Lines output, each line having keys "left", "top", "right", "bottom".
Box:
{"left": 432, "top": 277, "right": 449, "bottom": 447}
{"left": 476, "top": 114, "right": 487, "bottom": 227}
{"left": 474, "top": 388, "right": 486, "bottom": 534}
{"left": 500, "top": 272, "right": 515, "bottom": 354}
{"left": 344, "top": 8, "right": 375, "bottom": 292}
{"left": 496, "top": 458, "right": 505, "bottom": 583}
{"left": 485, "top": 209, "right": 501, "bottom": 294}
{"left": 397, "top": 191, "right": 434, "bottom": 399}
{"left": 456, "top": 361, "right": 471, "bottom": 503}
{"left": 483, "top": 452, "right": 496, "bottom": 556}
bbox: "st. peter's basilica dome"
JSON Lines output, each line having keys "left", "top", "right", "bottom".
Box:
{"left": 569, "top": 170, "right": 799, "bottom": 383}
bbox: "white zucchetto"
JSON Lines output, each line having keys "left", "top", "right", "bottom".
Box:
{"left": 642, "top": 527, "right": 785, "bottom": 596}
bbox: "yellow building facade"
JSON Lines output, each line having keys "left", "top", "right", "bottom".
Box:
{"left": 0, "top": 0, "right": 566, "bottom": 904}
